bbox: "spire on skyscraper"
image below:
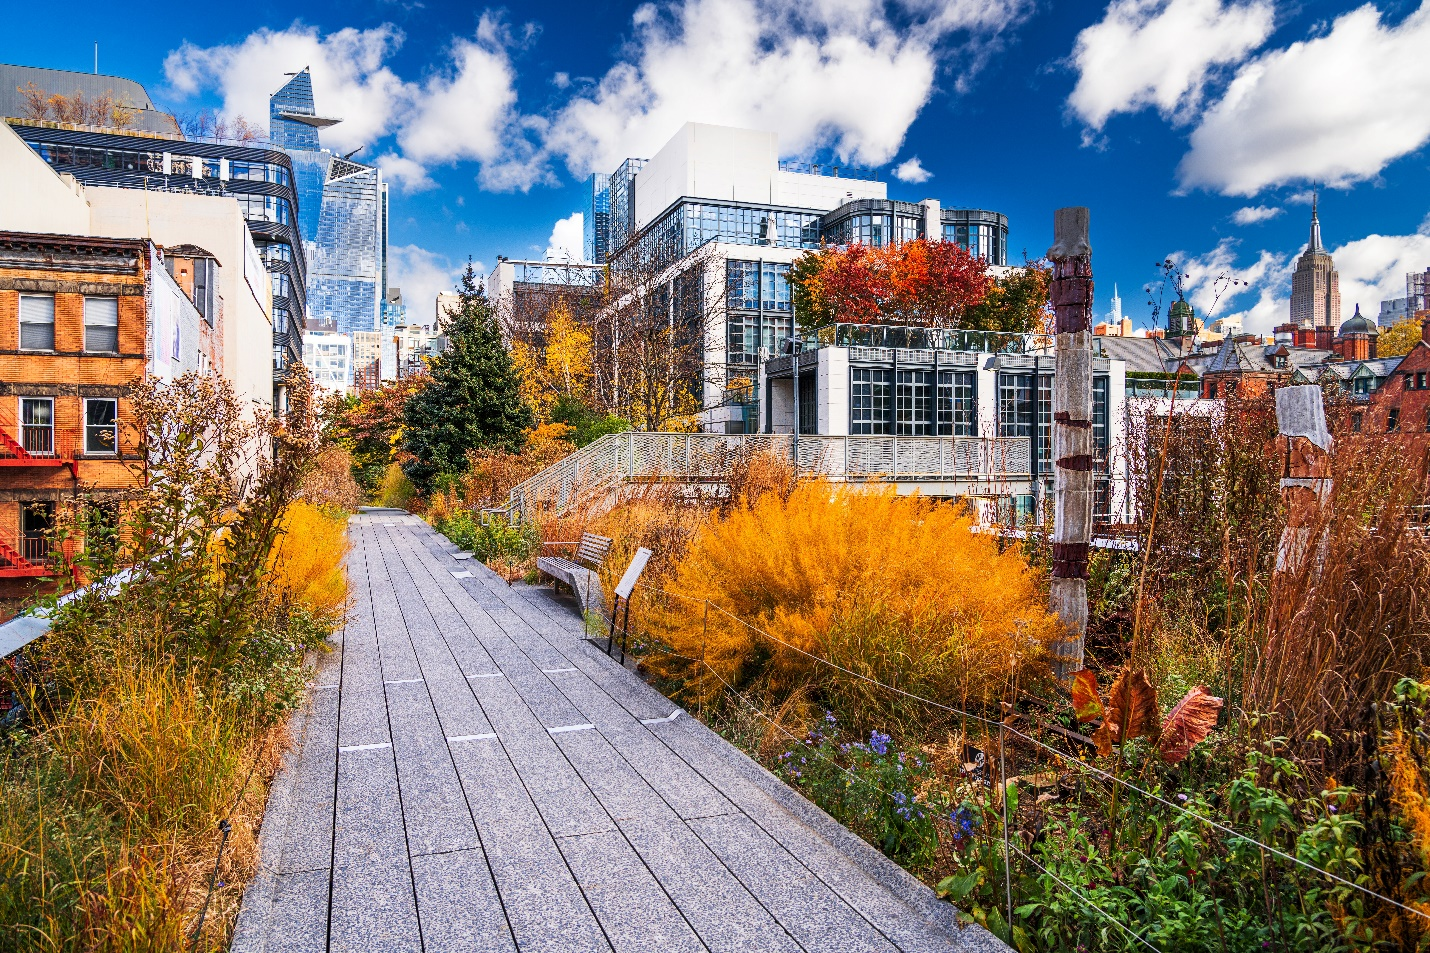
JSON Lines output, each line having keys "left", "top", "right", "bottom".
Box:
{"left": 1309, "top": 187, "right": 1322, "bottom": 253}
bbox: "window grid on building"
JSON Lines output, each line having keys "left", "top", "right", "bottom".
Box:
{"left": 998, "top": 373, "right": 1034, "bottom": 438}
{"left": 937, "top": 370, "right": 976, "bottom": 436}
{"left": 1037, "top": 374, "right": 1053, "bottom": 473}
{"left": 851, "top": 368, "right": 893, "bottom": 434}
{"left": 83, "top": 296, "right": 119, "bottom": 353}
{"left": 84, "top": 399, "right": 118, "bottom": 455}
{"left": 896, "top": 370, "right": 934, "bottom": 435}
{"left": 19, "top": 294, "right": 55, "bottom": 351}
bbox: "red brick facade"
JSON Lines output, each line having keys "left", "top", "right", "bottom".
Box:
{"left": 0, "top": 233, "right": 147, "bottom": 612}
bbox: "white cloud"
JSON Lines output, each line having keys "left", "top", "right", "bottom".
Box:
{"left": 543, "top": 0, "right": 1033, "bottom": 177}
{"left": 545, "top": 212, "right": 586, "bottom": 262}
{"left": 1231, "top": 205, "right": 1281, "bottom": 225}
{"left": 397, "top": 18, "right": 523, "bottom": 182}
{"left": 164, "top": 24, "right": 408, "bottom": 154}
{"left": 1068, "top": 0, "right": 1274, "bottom": 131}
{"left": 893, "top": 157, "right": 932, "bottom": 183}
{"left": 388, "top": 244, "right": 466, "bottom": 327}
{"left": 375, "top": 153, "right": 435, "bottom": 191}
{"left": 1332, "top": 228, "right": 1430, "bottom": 317}
{"left": 1180, "top": 4, "right": 1430, "bottom": 195}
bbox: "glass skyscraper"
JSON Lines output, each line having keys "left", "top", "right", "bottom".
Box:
{"left": 584, "top": 173, "right": 611, "bottom": 265}
{"left": 270, "top": 69, "right": 388, "bottom": 334}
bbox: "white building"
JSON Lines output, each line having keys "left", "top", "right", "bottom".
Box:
{"left": 758, "top": 324, "right": 1130, "bottom": 522}
{"left": 303, "top": 331, "right": 353, "bottom": 395}
{"left": 590, "top": 123, "right": 1012, "bottom": 433}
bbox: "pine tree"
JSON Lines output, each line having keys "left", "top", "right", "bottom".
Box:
{"left": 401, "top": 261, "right": 533, "bottom": 493}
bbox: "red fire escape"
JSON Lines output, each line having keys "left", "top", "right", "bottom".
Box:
{"left": 0, "top": 413, "right": 76, "bottom": 579}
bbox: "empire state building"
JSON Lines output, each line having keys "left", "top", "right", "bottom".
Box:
{"left": 1289, "top": 196, "right": 1340, "bottom": 328}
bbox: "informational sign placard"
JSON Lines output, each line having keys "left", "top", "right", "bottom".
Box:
{"left": 615, "top": 547, "right": 653, "bottom": 600}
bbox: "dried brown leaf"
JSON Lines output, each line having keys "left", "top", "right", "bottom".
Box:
{"left": 1104, "top": 667, "right": 1159, "bottom": 746}
{"left": 1070, "top": 669, "right": 1104, "bottom": 723}
{"left": 1157, "top": 686, "right": 1224, "bottom": 764}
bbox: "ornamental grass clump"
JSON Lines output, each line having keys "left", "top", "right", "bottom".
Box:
{"left": 645, "top": 482, "right": 1059, "bottom": 714}
{"left": 0, "top": 371, "right": 339, "bottom": 952}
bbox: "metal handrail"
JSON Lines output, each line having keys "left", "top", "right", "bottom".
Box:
{"left": 501, "top": 432, "right": 1035, "bottom": 519}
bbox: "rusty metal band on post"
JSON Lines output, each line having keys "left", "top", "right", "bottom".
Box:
{"left": 1051, "top": 259, "right": 1093, "bottom": 333}
{"left": 1053, "top": 412, "right": 1091, "bottom": 428}
{"left": 1056, "top": 454, "right": 1094, "bottom": 471}
{"left": 1051, "top": 542, "right": 1090, "bottom": 579}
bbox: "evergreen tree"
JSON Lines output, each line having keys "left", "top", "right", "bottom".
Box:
{"left": 402, "top": 261, "right": 533, "bottom": 493}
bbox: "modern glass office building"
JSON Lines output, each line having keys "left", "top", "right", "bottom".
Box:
{"left": 584, "top": 173, "right": 611, "bottom": 265}
{"left": 269, "top": 70, "right": 388, "bottom": 335}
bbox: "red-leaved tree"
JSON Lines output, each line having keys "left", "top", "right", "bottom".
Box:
{"left": 789, "top": 239, "right": 990, "bottom": 329}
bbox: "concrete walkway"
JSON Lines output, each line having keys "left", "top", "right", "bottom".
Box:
{"left": 233, "top": 510, "right": 1002, "bottom": 953}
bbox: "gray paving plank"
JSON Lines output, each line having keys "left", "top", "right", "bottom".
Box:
{"left": 330, "top": 859, "right": 422, "bottom": 953}
{"left": 619, "top": 815, "right": 802, "bottom": 953}
{"left": 256, "top": 869, "right": 330, "bottom": 953}
{"left": 691, "top": 813, "right": 899, "bottom": 953}
{"left": 333, "top": 747, "right": 408, "bottom": 866}
{"left": 385, "top": 681, "right": 481, "bottom": 856}
{"left": 450, "top": 738, "right": 611, "bottom": 952}
{"left": 559, "top": 830, "right": 705, "bottom": 953}
{"left": 412, "top": 850, "right": 516, "bottom": 953}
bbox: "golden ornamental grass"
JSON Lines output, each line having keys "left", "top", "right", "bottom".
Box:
{"left": 645, "top": 482, "right": 1059, "bottom": 712}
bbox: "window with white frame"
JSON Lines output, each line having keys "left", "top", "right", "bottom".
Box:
{"left": 20, "top": 398, "right": 54, "bottom": 454}
{"left": 84, "top": 296, "right": 119, "bottom": 353}
{"left": 19, "top": 294, "right": 55, "bottom": 350}
{"left": 84, "top": 399, "right": 118, "bottom": 455}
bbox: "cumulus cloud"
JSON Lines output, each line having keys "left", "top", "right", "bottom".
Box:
{"left": 543, "top": 0, "right": 1033, "bottom": 177}
{"left": 1231, "top": 205, "right": 1281, "bottom": 225}
{"left": 397, "top": 17, "right": 522, "bottom": 178}
{"left": 375, "top": 153, "right": 435, "bottom": 191}
{"left": 164, "top": 19, "right": 528, "bottom": 188}
{"left": 893, "top": 157, "right": 932, "bottom": 183}
{"left": 164, "top": 24, "right": 408, "bottom": 155}
{"left": 1180, "top": 4, "right": 1430, "bottom": 195}
{"left": 1068, "top": 0, "right": 1274, "bottom": 131}
{"left": 1333, "top": 228, "right": 1430, "bottom": 318}
{"left": 388, "top": 244, "right": 465, "bottom": 327}
{"left": 544, "top": 212, "right": 586, "bottom": 262}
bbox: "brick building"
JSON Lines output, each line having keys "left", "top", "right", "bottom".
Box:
{"left": 0, "top": 232, "right": 208, "bottom": 610}
{"left": 1364, "top": 317, "right": 1430, "bottom": 458}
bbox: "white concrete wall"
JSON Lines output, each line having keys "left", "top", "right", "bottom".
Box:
{"left": 634, "top": 123, "right": 887, "bottom": 228}
{"left": 821, "top": 348, "right": 850, "bottom": 435}
{"left": 86, "top": 187, "right": 274, "bottom": 413}
{"left": 146, "top": 248, "right": 208, "bottom": 382}
{"left": 0, "top": 122, "right": 91, "bottom": 236}
{"left": 771, "top": 170, "right": 885, "bottom": 211}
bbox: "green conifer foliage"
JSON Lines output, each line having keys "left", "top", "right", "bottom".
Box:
{"left": 401, "top": 261, "right": 533, "bottom": 493}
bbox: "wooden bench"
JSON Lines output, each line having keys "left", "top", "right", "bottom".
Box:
{"left": 536, "top": 533, "right": 612, "bottom": 613}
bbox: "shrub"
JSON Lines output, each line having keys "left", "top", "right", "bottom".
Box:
{"left": 378, "top": 463, "right": 415, "bottom": 509}
{"left": 299, "top": 446, "right": 363, "bottom": 513}
{"left": 646, "top": 482, "right": 1059, "bottom": 712}
{"left": 265, "top": 501, "right": 350, "bottom": 624}
{"left": 437, "top": 509, "right": 540, "bottom": 563}
{"left": 0, "top": 371, "right": 334, "bottom": 951}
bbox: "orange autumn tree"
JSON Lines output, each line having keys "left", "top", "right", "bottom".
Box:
{"left": 789, "top": 239, "right": 991, "bottom": 329}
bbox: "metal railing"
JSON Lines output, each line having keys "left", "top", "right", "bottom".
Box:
{"left": 501, "top": 432, "right": 1034, "bottom": 518}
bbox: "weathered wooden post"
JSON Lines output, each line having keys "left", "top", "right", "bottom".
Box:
{"left": 1048, "top": 208, "right": 1094, "bottom": 680}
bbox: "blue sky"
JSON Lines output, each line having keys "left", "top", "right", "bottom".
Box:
{"left": 6, "top": 0, "right": 1430, "bottom": 333}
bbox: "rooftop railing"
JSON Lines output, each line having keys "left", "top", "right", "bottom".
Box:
{"left": 777, "top": 160, "right": 879, "bottom": 181}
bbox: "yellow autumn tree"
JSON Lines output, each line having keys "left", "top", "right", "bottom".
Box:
{"left": 1380, "top": 316, "right": 1427, "bottom": 357}
{"left": 646, "top": 483, "right": 1060, "bottom": 712}
{"left": 509, "top": 300, "right": 594, "bottom": 421}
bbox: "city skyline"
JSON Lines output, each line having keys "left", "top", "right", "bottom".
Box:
{"left": 7, "top": 0, "right": 1430, "bottom": 333}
